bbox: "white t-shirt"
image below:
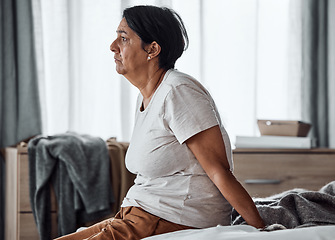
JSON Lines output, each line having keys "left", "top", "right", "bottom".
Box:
{"left": 121, "top": 69, "right": 233, "bottom": 228}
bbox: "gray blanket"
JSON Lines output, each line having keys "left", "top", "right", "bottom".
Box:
{"left": 28, "top": 132, "right": 114, "bottom": 240}
{"left": 232, "top": 181, "right": 335, "bottom": 228}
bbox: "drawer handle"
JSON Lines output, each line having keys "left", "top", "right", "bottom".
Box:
{"left": 244, "top": 179, "right": 281, "bottom": 185}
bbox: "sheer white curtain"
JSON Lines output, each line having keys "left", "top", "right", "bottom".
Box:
{"left": 173, "top": 0, "right": 301, "bottom": 144}
{"left": 33, "top": 0, "right": 301, "bottom": 145}
{"left": 33, "top": 0, "right": 131, "bottom": 140}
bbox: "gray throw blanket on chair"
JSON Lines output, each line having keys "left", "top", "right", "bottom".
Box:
{"left": 28, "top": 132, "right": 114, "bottom": 240}
{"left": 232, "top": 181, "right": 335, "bottom": 229}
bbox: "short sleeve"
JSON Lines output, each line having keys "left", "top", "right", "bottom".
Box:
{"left": 163, "top": 84, "right": 219, "bottom": 144}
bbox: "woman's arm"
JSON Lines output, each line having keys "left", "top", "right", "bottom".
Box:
{"left": 186, "top": 125, "right": 265, "bottom": 229}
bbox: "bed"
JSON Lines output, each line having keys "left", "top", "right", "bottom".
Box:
{"left": 144, "top": 225, "right": 335, "bottom": 240}
{"left": 144, "top": 181, "right": 335, "bottom": 240}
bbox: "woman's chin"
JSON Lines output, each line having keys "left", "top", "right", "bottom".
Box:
{"left": 115, "top": 66, "right": 125, "bottom": 75}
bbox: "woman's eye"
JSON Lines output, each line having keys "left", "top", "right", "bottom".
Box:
{"left": 121, "top": 36, "right": 127, "bottom": 42}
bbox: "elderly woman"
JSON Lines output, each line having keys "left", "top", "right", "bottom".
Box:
{"left": 56, "top": 5, "right": 264, "bottom": 240}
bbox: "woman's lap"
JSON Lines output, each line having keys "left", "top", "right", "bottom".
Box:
{"left": 54, "top": 206, "right": 193, "bottom": 240}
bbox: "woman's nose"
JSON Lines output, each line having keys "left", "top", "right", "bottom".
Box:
{"left": 110, "top": 39, "right": 118, "bottom": 53}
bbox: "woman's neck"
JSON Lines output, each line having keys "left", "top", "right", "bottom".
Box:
{"left": 138, "top": 68, "right": 166, "bottom": 110}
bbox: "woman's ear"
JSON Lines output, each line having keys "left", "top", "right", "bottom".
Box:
{"left": 147, "top": 41, "right": 161, "bottom": 59}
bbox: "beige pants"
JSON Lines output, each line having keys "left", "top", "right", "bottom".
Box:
{"left": 55, "top": 207, "right": 194, "bottom": 240}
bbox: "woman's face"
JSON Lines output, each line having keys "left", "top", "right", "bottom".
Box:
{"left": 110, "top": 18, "right": 148, "bottom": 77}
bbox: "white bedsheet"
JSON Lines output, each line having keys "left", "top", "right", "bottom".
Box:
{"left": 143, "top": 225, "right": 335, "bottom": 240}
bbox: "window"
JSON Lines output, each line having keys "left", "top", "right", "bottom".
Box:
{"left": 37, "top": 0, "right": 301, "bottom": 146}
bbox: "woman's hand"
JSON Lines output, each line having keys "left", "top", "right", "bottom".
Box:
{"left": 186, "top": 125, "right": 265, "bottom": 229}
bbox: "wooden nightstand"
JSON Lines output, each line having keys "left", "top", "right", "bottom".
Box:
{"left": 233, "top": 148, "right": 335, "bottom": 198}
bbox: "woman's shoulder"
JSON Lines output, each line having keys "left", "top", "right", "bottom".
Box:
{"left": 165, "top": 69, "right": 195, "bottom": 84}
{"left": 164, "top": 69, "right": 207, "bottom": 93}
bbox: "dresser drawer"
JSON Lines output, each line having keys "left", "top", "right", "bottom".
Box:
{"left": 18, "top": 213, "right": 58, "bottom": 240}
{"left": 233, "top": 150, "right": 335, "bottom": 197}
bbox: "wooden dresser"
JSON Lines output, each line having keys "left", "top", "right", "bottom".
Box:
{"left": 4, "top": 140, "right": 134, "bottom": 240}
{"left": 4, "top": 144, "right": 58, "bottom": 240}
{"left": 233, "top": 148, "right": 335, "bottom": 198}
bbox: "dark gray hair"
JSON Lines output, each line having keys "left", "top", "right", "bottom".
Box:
{"left": 123, "top": 5, "right": 189, "bottom": 70}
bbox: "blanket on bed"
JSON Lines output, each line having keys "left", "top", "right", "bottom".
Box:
{"left": 28, "top": 132, "right": 114, "bottom": 240}
{"left": 232, "top": 181, "right": 335, "bottom": 228}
